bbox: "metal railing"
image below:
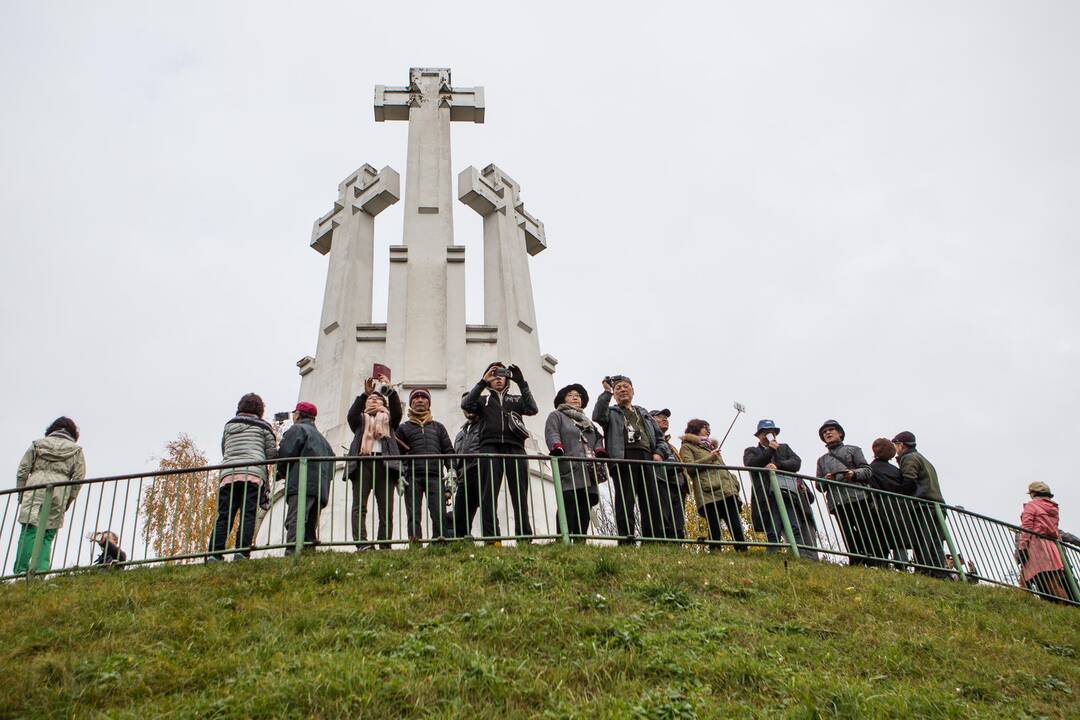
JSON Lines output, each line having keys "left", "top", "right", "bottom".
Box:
{"left": 4, "top": 454, "right": 1077, "bottom": 607}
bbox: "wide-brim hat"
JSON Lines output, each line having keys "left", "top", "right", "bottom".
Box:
{"left": 755, "top": 419, "right": 780, "bottom": 436}
{"left": 818, "top": 419, "right": 844, "bottom": 441}
{"left": 554, "top": 383, "right": 589, "bottom": 409}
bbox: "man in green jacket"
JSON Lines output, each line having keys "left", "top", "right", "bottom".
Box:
{"left": 893, "top": 431, "right": 950, "bottom": 579}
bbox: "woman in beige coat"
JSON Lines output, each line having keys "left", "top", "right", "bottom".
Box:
{"left": 679, "top": 419, "right": 747, "bottom": 550}
{"left": 14, "top": 417, "right": 86, "bottom": 574}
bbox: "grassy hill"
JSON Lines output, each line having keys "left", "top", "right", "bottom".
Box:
{"left": 0, "top": 544, "right": 1076, "bottom": 719}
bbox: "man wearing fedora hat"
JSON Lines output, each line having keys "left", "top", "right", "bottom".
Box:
{"left": 892, "top": 431, "right": 950, "bottom": 578}
{"left": 745, "top": 420, "right": 818, "bottom": 560}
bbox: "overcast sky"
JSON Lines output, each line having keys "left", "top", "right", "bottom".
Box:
{"left": 1, "top": 1, "right": 1076, "bottom": 532}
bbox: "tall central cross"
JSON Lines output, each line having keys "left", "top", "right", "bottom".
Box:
{"left": 376, "top": 68, "right": 483, "bottom": 391}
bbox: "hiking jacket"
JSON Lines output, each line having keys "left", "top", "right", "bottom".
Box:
{"left": 462, "top": 381, "right": 539, "bottom": 448}
{"left": 815, "top": 442, "right": 873, "bottom": 513}
{"left": 276, "top": 419, "right": 334, "bottom": 506}
{"left": 679, "top": 434, "right": 740, "bottom": 506}
{"left": 220, "top": 414, "right": 278, "bottom": 483}
{"left": 15, "top": 430, "right": 85, "bottom": 529}
{"left": 897, "top": 449, "right": 945, "bottom": 503}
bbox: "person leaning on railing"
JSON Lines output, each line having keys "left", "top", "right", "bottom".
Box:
{"left": 1017, "top": 481, "right": 1077, "bottom": 603}
{"left": 744, "top": 419, "right": 818, "bottom": 560}
{"left": 892, "top": 431, "right": 950, "bottom": 579}
{"left": 679, "top": 419, "right": 747, "bottom": 551}
{"left": 346, "top": 375, "right": 402, "bottom": 550}
{"left": 207, "top": 393, "right": 277, "bottom": 562}
{"left": 815, "top": 420, "right": 888, "bottom": 567}
{"left": 278, "top": 402, "right": 333, "bottom": 556}
{"left": 13, "top": 416, "right": 86, "bottom": 575}
{"left": 868, "top": 438, "right": 916, "bottom": 566}
{"left": 592, "top": 375, "right": 669, "bottom": 545}
{"left": 545, "top": 383, "right": 607, "bottom": 538}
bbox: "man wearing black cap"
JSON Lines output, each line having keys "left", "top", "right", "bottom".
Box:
{"left": 892, "top": 431, "right": 949, "bottom": 578}
{"left": 649, "top": 408, "right": 686, "bottom": 540}
{"left": 462, "top": 362, "right": 539, "bottom": 540}
{"left": 744, "top": 420, "right": 818, "bottom": 560}
{"left": 396, "top": 388, "right": 455, "bottom": 542}
{"left": 592, "top": 375, "right": 670, "bottom": 544}
{"left": 815, "top": 420, "right": 886, "bottom": 567}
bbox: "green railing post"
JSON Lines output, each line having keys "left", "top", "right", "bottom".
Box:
{"left": 768, "top": 470, "right": 800, "bottom": 558}
{"left": 27, "top": 484, "right": 53, "bottom": 578}
{"left": 295, "top": 458, "right": 308, "bottom": 557}
{"left": 551, "top": 459, "right": 570, "bottom": 546}
{"left": 933, "top": 502, "right": 966, "bottom": 582}
{"left": 1055, "top": 539, "right": 1080, "bottom": 603}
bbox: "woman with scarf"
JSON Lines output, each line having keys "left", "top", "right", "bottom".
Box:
{"left": 679, "top": 419, "right": 747, "bottom": 550}
{"left": 544, "top": 384, "right": 606, "bottom": 538}
{"left": 346, "top": 378, "right": 402, "bottom": 550}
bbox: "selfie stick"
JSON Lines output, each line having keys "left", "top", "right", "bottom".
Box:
{"left": 716, "top": 401, "right": 746, "bottom": 451}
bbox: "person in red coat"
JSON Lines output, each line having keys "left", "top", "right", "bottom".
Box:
{"left": 1017, "top": 482, "right": 1076, "bottom": 602}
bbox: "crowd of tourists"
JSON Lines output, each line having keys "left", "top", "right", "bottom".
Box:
{"left": 10, "top": 363, "right": 1078, "bottom": 603}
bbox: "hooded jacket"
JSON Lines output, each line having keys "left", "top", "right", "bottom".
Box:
{"left": 1018, "top": 496, "right": 1064, "bottom": 583}
{"left": 16, "top": 430, "right": 86, "bottom": 529}
{"left": 679, "top": 434, "right": 740, "bottom": 506}
{"left": 462, "top": 381, "right": 539, "bottom": 448}
{"left": 815, "top": 442, "right": 873, "bottom": 513}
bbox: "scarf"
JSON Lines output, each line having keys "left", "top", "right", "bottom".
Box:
{"left": 557, "top": 404, "right": 593, "bottom": 433}
{"left": 689, "top": 434, "right": 716, "bottom": 451}
{"left": 407, "top": 407, "right": 433, "bottom": 426}
{"left": 360, "top": 408, "right": 390, "bottom": 455}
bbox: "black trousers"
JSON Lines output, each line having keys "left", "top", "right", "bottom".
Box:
{"left": 351, "top": 460, "right": 397, "bottom": 549}
{"left": 562, "top": 487, "right": 596, "bottom": 537}
{"left": 454, "top": 461, "right": 496, "bottom": 538}
{"left": 699, "top": 496, "right": 747, "bottom": 550}
{"left": 612, "top": 449, "right": 665, "bottom": 543}
{"left": 658, "top": 476, "right": 686, "bottom": 540}
{"left": 404, "top": 473, "right": 453, "bottom": 541}
{"left": 833, "top": 499, "right": 889, "bottom": 567}
{"left": 476, "top": 443, "right": 532, "bottom": 538}
{"left": 908, "top": 502, "right": 950, "bottom": 577}
{"left": 284, "top": 493, "right": 320, "bottom": 556}
{"left": 208, "top": 481, "right": 259, "bottom": 558}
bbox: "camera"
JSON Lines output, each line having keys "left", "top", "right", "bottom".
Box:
{"left": 493, "top": 367, "right": 511, "bottom": 379}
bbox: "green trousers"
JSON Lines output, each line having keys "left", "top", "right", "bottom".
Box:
{"left": 14, "top": 523, "right": 56, "bottom": 574}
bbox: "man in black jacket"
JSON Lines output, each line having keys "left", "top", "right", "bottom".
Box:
{"left": 462, "top": 362, "right": 539, "bottom": 541}
{"left": 744, "top": 420, "right": 818, "bottom": 561}
{"left": 278, "top": 402, "right": 334, "bottom": 556}
{"left": 396, "top": 388, "right": 455, "bottom": 542}
{"left": 452, "top": 397, "right": 489, "bottom": 538}
{"left": 868, "top": 438, "right": 915, "bottom": 565}
{"left": 650, "top": 409, "right": 686, "bottom": 540}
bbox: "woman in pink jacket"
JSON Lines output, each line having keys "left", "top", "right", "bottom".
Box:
{"left": 1017, "top": 482, "right": 1076, "bottom": 603}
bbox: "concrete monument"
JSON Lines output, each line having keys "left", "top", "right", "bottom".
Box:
{"left": 285, "top": 68, "right": 558, "bottom": 544}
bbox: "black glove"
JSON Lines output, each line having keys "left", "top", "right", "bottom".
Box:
{"left": 508, "top": 364, "right": 525, "bottom": 386}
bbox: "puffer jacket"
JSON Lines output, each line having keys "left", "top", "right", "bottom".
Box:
{"left": 220, "top": 414, "right": 278, "bottom": 483}
{"left": 679, "top": 434, "right": 740, "bottom": 506}
{"left": 15, "top": 430, "right": 86, "bottom": 529}
{"left": 396, "top": 419, "right": 454, "bottom": 480}
{"left": 815, "top": 442, "right": 872, "bottom": 512}
{"left": 1018, "top": 496, "right": 1064, "bottom": 583}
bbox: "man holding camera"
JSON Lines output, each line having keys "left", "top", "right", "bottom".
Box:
{"left": 592, "top": 376, "right": 669, "bottom": 544}
{"left": 462, "top": 362, "right": 539, "bottom": 541}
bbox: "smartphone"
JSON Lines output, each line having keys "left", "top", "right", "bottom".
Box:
{"left": 766, "top": 433, "right": 776, "bottom": 443}
{"left": 373, "top": 363, "right": 392, "bottom": 382}
{"left": 273, "top": 412, "right": 290, "bottom": 423}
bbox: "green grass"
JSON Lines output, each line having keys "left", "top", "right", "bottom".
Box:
{"left": 1, "top": 545, "right": 1077, "bottom": 718}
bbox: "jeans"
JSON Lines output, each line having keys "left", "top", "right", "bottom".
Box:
{"left": 476, "top": 444, "right": 532, "bottom": 538}
{"left": 208, "top": 480, "right": 259, "bottom": 558}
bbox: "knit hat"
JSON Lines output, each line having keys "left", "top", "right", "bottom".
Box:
{"left": 409, "top": 388, "right": 431, "bottom": 403}
{"left": 891, "top": 431, "right": 916, "bottom": 447}
{"left": 1027, "top": 481, "right": 1053, "bottom": 497}
{"left": 818, "top": 419, "right": 845, "bottom": 441}
{"left": 294, "top": 401, "right": 317, "bottom": 418}
{"left": 554, "top": 383, "right": 589, "bottom": 409}
{"left": 871, "top": 438, "right": 896, "bottom": 461}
